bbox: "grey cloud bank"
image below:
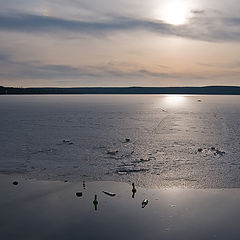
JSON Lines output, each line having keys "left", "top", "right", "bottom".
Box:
{"left": 0, "top": 55, "right": 237, "bottom": 87}
{"left": 0, "top": 12, "right": 240, "bottom": 42}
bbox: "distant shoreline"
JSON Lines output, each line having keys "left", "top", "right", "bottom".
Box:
{"left": 1, "top": 86, "right": 240, "bottom": 95}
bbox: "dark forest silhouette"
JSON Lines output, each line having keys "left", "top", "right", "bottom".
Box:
{"left": 1, "top": 86, "right": 240, "bottom": 95}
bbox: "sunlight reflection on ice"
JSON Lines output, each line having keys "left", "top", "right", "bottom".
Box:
{"left": 162, "top": 95, "right": 186, "bottom": 107}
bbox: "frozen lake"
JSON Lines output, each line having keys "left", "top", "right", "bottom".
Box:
{"left": 1, "top": 174, "right": 240, "bottom": 240}
{"left": 0, "top": 94, "right": 240, "bottom": 188}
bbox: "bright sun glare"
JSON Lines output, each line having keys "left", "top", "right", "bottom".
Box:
{"left": 161, "top": 1, "right": 189, "bottom": 25}
{"left": 163, "top": 95, "right": 186, "bottom": 106}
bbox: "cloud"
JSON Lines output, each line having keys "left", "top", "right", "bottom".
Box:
{"left": 197, "top": 59, "right": 240, "bottom": 69}
{"left": 0, "top": 53, "right": 9, "bottom": 61}
{"left": 1, "top": 53, "right": 240, "bottom": 87}
{"left": 0, "top": 11, "right": 240, "bottom": 42}
{"left": 0, "top": 13, "right": 162, "bottom": 34}
{"left": 0, "top": 54, "right": 225, "bottom": 82}
{"left": 191, "top": 10, "right": 205, "bottom": 15}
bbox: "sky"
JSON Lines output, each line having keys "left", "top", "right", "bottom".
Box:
{"left": 0, "top": 0, "right": 240, "bottom": 87}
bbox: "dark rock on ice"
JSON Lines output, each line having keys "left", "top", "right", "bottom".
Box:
{"left": 107, "top": 149, "right": 119, "bottom": 155}
{"left": 76, "top": 192, "right": 83, "bottom": 197}
{"left": 198, "top": 146, "right": 225, "bottom": 157}
{"left": 198, "top": 148, "right": 203, "bottom": 152}
{"left": 216, "top": 150, "right": 225, "bottom": 156}
{"left": 62, "top": 139, "right": 74, "bottom": 145}
{"left": 102, "top": 191, "right": 116, "bottom": 197}
{"left": 12, "top": 181, "right": 18, "bottom": 185}
{"left": 133, "top": 157, "right": 152, "bottom": 163}
{"left": 116, "top": 168, "right": 149, "bottom": 174}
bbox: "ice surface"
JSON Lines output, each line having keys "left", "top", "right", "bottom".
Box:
{"left": 0, "top": 94, "right": 240, "bottom": 188}
{"left": 1, "top": 175, "right": 240, "bottom": 240}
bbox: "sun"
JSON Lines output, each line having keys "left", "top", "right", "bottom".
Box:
{"left": 160, "top": 1, "right": 190, "bottom": 25}
{"left": 42, "top": 9, "right": 50, "bottom": 16}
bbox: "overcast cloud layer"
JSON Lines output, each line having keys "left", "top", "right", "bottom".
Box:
{"left": 0, "top": 0, "right": 240, "bottom": 87}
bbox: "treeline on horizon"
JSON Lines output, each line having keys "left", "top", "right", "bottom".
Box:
{"left": 1, "top": 86, "right": 240, "bottom": 95}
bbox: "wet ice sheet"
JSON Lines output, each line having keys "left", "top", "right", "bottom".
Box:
{"left": 1, "top": 175, "right": 240, "bottom": 240}
{"left": 0, "top": 95, "right": 240, "bottom": 188}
